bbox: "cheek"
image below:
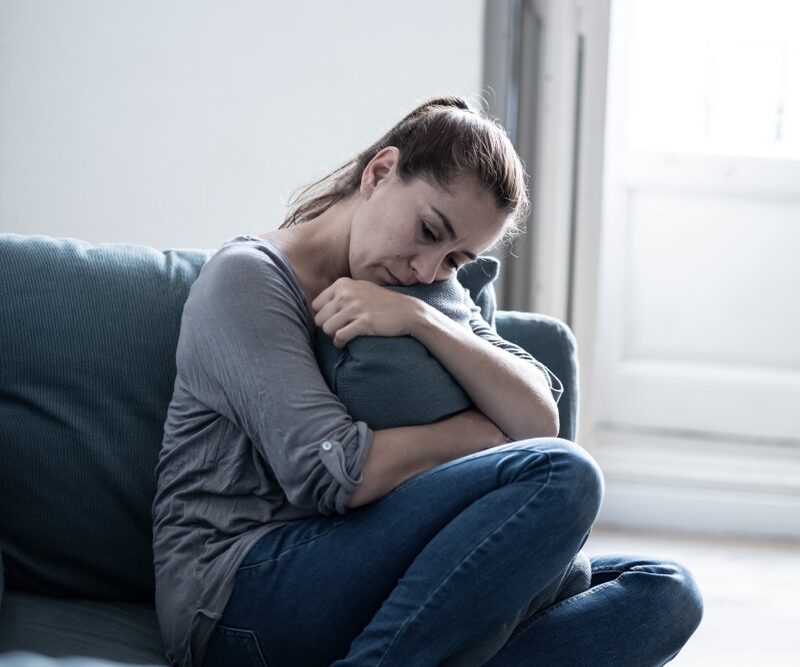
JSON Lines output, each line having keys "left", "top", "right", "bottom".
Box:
{"left": 353, "top": 207, "right": 417, "bottom": 267}
{"left": 348, "top": 239, "right": 371, "bottom": 277}
{"left": 348, "top": 210, "right": 379, "bottom": 265}
{"left": 379, "top": 227, "right": 411, "bottom": 259}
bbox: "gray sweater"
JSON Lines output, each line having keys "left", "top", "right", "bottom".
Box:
{"left": 151, "top": 235, "right": 561, "bottom": 667}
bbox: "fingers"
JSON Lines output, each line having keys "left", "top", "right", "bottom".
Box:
{"left": 313, "top": 298, "right": 340, "bottom": 328}
{"left": 311, "top": 276, "right": 356, "bottom": 311}
{"left": 332, "top": 321, "right": 361, "bottom": 348}
{"left": 317, "top": 309, "right": 361, "bottom": 348}
{"left": 314, "top": 293, "right": 364, "bottom": 334}
{"left": 312, "top": 280, "right": 360, "bottom": 346}
{"left": 310, "top": 285, "right": 335, "bottom": 313}
{"left": 311, "top": 278, "right": 401, "bottom": 347}
{"left": 320, "top": 309, "right": 357, "bottom": 344}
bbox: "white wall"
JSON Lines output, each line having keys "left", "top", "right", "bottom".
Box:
{"left": 0, "top": 0, "right": 485, "bottom": 251}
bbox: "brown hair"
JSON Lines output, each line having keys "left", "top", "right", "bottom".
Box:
{"left": 279, "top": 95, "right": 529, "bottom": 246}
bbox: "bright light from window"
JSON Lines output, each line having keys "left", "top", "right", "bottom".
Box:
{"left": 627, "top": 0, "right": 800, "bottom": 158}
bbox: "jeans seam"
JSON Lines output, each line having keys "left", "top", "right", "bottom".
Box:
{"left": 213, "top": 624, "right": 270, "bottom": 667}
{"left": 243, "top": 449, "right": 542, "bottom": 572}
{"left": 375, "top": 449, "right": 554, "bottom": 667}
{"left": 238, "top": 520, "right": 347, "bottom": 571}
{"left": 499, "top": 578, "right": 619, "bottom": 653}
{"left": 381, "top": 442, "right": 549, "bottom": 500}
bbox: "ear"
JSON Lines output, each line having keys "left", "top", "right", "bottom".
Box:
{"left": 360, "top": 146, "right": 400, "bottom": 199}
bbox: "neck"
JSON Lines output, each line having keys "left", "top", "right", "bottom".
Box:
{"left": 275, "top": 195, "right": 359, "bottom": 300}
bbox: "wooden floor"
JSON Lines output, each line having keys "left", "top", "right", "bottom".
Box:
{"left": 583, "top": 525, "right": 800, "bottom": 666}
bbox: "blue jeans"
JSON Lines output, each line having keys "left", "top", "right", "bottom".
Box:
{"left": 202, "top": 438, "right": 703, "bottom": 666}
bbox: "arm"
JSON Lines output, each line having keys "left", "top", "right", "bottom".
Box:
{"left": 348, "top": 408, "right": 510, "bottom": 508}
{"left": 312, "top": 277, "right": 560, "bottom": 443}
{"left": 181, "top": 245, "right": 376, "bottom": 516}
{"left": 409, "top": 303, "right": 560, "bottom": 441}
{"left": 187, "top": 245, "right": 509, "bottom": 514}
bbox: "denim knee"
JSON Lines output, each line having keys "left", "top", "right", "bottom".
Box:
{"left": 511, "top": 438, "right": 604, "bottom": 532}
{"left": 615, "top": 557, "right": 704, "bottom": 660}
{"left": 658, "top": 559, "right": 704, "bottom": 642}
{"left": 547, "top": 438, "right": 604, "bottom": 527}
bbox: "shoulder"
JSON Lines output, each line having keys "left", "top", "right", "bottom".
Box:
{"left": 181, "top": 235, "right": 312, "bottom": 330}
{"left": 199, "top": 235, "right": 299, "bottom": 295}
{"left": 210, "top": 234, "right": 287, "bottom": 273}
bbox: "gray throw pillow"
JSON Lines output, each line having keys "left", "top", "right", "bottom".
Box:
{"left": 314, "top": 257, "right": 499, "bottom": 430}
{"left": 457, "top": 255, "right": 500, "bottom": 329}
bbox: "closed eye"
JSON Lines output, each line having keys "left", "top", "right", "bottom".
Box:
{"left": 421, "top": 221, "right": 436, "bottom": 240}
{"left": 421, "top": 220, "right": 461, "bottom": 270}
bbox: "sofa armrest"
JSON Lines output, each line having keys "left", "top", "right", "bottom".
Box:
{"left": 494, "top": 311, "right": 579, "bottom": 442}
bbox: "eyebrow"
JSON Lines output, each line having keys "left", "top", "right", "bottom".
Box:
{"left": 431, "top": 206, "right": 477, "bottom": 261}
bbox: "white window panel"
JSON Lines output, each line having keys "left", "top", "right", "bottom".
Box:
{"left": 626, "top": 0, "right": 800, "bottom": 159}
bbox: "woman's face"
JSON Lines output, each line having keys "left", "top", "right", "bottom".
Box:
{"left": 349, "top": 154, "right": 509, "bottom": 286}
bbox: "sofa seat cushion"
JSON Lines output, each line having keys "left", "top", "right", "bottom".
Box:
{"left": 0, "top": 653, "right": 159, "bottom": 667}
{"left": 0, "top": 590, "right": 166, "bottom": 666}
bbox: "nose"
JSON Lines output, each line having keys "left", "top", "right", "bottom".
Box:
{"left": 410, "top": 254, "right": 441, "bottom": 284}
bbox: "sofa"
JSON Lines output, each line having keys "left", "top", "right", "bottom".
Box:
{"left": 0, "top": 233, "right": 581, "bottom": 667}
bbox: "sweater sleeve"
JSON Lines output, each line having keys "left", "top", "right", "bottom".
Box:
{"left": 175, "top": 244, "right": 374, "bottom": 516}
{"left": 466, "top": 299, "right": 564, "bottom": 405}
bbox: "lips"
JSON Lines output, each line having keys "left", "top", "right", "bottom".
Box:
{"left": 389, "top": 270, "right": 416, "bottom": 286}
{"left": 386, "top": 268, "right": 403, "bottom": 286}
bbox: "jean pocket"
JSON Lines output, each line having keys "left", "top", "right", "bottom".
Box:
{"left": 204, "top": 624, "right": 270, "bottom": 667}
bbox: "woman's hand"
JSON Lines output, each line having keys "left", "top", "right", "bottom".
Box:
{"left": 311, "top": 277, "right": 424, "bottom": 348}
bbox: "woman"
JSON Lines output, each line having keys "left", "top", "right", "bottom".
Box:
{"left": 152, "top": 96, "right": 703, "bottom": 667}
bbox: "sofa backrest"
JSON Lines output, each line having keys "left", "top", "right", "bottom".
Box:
{"left": 0, "top": 234, "right": 514, "bottom": 603}
{"left": 0, "top": 234, "right": 214, "bottom": 601}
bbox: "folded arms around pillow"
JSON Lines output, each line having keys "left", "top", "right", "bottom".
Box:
{"left": 314, "top": 261, "right": 562, "bottom": 431}
{"left": 314, "top": 276, "right": 475, "bottom": 430}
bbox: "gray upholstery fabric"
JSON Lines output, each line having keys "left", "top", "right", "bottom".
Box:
{"left": 0, "top": 591, "right": 166, "bottom": 665}
{"left": 0, "top": 653, "right": 160, "bottom": 667}
{"left": 0, "top": 234, "right": 214, "bottom": 600}
{"left": 314, "top": 257, "right": 500, "bottom": 430}
{"left": 455, "top": 256, "right": 500, "bottom": 328}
